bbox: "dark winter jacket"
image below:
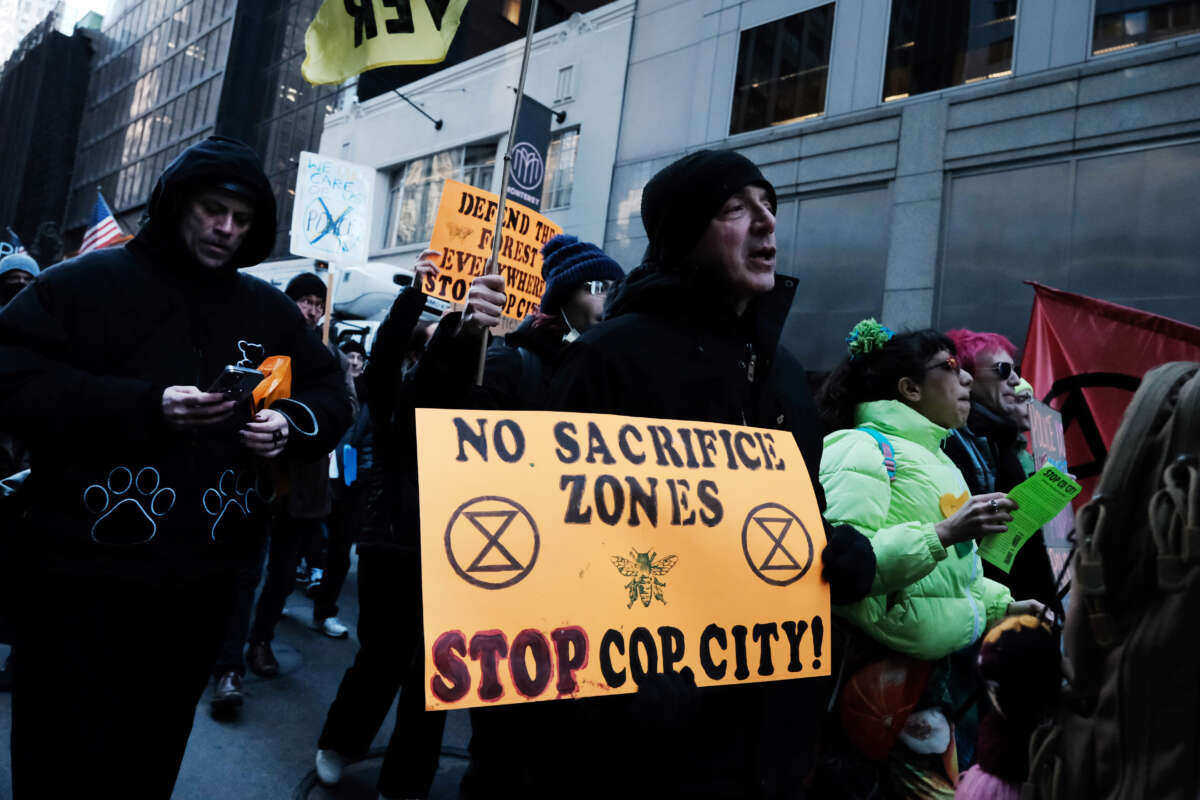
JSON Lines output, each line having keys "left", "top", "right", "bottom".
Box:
{"left": 412, "top": 310, "right": 569, "bottom": 411}
{"left": 286, "top": 341, "right": 357, "bottom": 520}
{"left": 546, "top": 266, "right": 875, "bottom": 798}
{"left": 357, "top": 285, "right": 430, "bottom": 553}
{"left": 0, "top": 137, "right": 353, "bottom": 582}
{"left": 944, "top": 401, "right": 1060, "bottom": 612}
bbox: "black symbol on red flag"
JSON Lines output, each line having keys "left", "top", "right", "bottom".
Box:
{"left": 1044, "top": 372, "right": 1140, "bottom": 479}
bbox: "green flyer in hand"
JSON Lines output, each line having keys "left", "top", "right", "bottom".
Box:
{"left": 979, "top": 465, "right": 1081, "bottom": 573}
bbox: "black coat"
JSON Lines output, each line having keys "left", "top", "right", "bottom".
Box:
{"left": 0, "top": 138, "right": 353, "bottom": 582}
{"left": 412, "top": 310, "right": 570, "bottom": 411}
{"left": 358, "top": 285, "right": 431, "bottom": 553}
{"left": 944, "top": 401, "right": 1061, "bottom": 613}
{"left": 363, "top": 303, "right": 568, "bottom": 550}
{"left": 546, "top": 266, "right": 873, "bottom": 798}
{"left": 549, "top": 267, "right": 824, "bottom": 487}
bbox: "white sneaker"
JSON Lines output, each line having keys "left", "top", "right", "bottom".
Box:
{"left": 313, "top": 615, "right": 350, "bottom": 639}
{"left": 315, "top": 748, "right": 347, "bottom": 785}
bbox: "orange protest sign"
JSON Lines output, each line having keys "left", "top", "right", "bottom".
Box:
{"left": 416, "top": 409, "right": 831, "bottom": 711}
{"left": 424, "top": 179, "right": 562, "bottom": 320}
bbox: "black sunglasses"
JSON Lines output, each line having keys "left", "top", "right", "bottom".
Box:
{"left": 989, "top": 362, "right": 1017, "bottom": 380}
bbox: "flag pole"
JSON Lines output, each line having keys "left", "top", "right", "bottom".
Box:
{"left": 476, "top": 0, "right": 541, "bottom": 386}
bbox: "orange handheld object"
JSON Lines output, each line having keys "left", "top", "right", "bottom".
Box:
{"left": 252, "top": 356, "right": 292, "bottom": 411}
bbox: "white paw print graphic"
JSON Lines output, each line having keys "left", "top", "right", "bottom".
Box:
{"left": 84, "top": 466, "right": 176, "bottom": 545}
{"left": 204, "top": 467, "right": 275, "bottom": 542}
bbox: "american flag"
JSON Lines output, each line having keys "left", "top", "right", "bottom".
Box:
{"left": 79, "top": 190, "right": 127, "bottom": 254}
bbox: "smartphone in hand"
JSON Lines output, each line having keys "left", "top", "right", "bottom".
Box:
{"left": 207, "top": 365, "right": 265, "bottom": 403}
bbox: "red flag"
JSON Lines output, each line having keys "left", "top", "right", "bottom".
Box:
{"left": 1020, "top": 282, "right": 1200, "bottom": 505}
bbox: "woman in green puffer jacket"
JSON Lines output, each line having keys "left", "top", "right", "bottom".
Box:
{"left": 813, "top": 322, "right": 1044, "bottom": 797}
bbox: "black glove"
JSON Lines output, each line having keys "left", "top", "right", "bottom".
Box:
{"left": 821, "top": 523, "right": 875, "bottom": 605}
{"left": 629, "top": 666, "right": 701, "bottom": 735}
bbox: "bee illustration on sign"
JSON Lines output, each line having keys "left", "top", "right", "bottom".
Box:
{"left": 611, "top": 549, "right": 678, "bottom": 608}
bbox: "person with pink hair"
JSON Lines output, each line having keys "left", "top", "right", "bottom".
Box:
{"left": 938, "top": 328, "right": 1061, "bottom": 769}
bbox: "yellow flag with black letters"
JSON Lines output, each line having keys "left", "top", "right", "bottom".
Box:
{"left": 302, "top": 0, "right": 470, "bottom": 86}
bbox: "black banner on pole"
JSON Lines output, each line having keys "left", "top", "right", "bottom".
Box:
{"left": 505, "top": 95, "right": 553, "bottom": 211}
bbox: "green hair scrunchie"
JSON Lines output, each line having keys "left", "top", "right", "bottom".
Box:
{"left": 846, "top": 318, "right": 895, "bottom": 359}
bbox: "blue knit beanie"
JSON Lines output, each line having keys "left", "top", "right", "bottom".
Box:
{"left": 0, "top": 253, "right": 39, "bottom": 279}
{"left": 539, "top": 234, "right": 624, "bottom": 314}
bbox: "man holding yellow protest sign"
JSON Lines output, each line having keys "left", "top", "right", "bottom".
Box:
{"left": 496, "top": 150, "right": 874, "bottom": 795}
{"left": 540, "top": 148, "right": 878, "bottom": 796}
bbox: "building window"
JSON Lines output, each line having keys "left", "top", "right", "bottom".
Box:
{"left": 542, "top": 128, "right": 579, "bottom": 210}
{"left": 729, "top": 4, "right": 835, "bottom": 136}
{"left": 385, "top": 144, "right": 497, "bottom": 248}
{"left": 555, "top": 65, "right": 574, "bottom": 103}
{"left": 1093, "top": 0, "right": 1200, "bottom": 55}
{"left": 882, "top": 0, "right": 1017, "bottom": 102}
{"left": 461, "top": 143, "right": 496, "bottom": 192}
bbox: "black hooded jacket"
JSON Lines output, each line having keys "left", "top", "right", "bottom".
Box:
{"left": 0, "top": 137, "right": 353, "bottom": 581}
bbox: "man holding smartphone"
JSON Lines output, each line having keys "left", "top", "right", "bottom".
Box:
{"left": 0, "top": 136, "right": 353, "bottom": 798}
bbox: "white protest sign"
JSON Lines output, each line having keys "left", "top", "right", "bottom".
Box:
{"left": 290, "top": 151, "right": 375, "bottom": 263}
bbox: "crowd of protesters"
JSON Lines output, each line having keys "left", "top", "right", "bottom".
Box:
{"left": 0, "top": 137, "right": 1073, "bottom": 800}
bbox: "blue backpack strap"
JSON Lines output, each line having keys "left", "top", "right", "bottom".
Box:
{"left": 857, "top": 426, "right": 897, "bottom": 482}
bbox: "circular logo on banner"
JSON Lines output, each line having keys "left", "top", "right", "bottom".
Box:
{"left": 741, "top": 502, "right": 814, "bottom": 586}
{"left": 509, "top": 142, "right": 546, "bottom": 191}
{"left": 444, "top": 495, "right": 540, "bottom": 590}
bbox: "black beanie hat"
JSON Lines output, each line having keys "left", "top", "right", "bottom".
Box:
{"left": 640, "top": 149, "right": 776, "bottom": 268}
{"left": 539, "top": 234, "right": 625, "bottom": 314}
{"left": 340, "top": 340, "right": 366, "bottom": 357}
{"left": 285, "top": 272, "right": 327, "bottom": 302}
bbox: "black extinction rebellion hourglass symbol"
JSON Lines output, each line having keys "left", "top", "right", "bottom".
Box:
{"left": 741, "top": 502, "right": 814, "bottom": 587}
{"left": 444, "top": 495, "right": 540, "bottom": 590}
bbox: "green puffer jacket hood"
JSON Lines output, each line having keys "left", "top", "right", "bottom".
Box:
{"left": 819, "top": 400, "right": 1013, "bottom": 660}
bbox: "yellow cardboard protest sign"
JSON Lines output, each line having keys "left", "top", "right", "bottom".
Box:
{"left": 417, "top": 409, "right": 831, "bottom": 711}
{"left": 301, "top": 0, "right": 470, "bottom": 85}
{"left": 424, "top": 179, "right": 562, "bottom": 321}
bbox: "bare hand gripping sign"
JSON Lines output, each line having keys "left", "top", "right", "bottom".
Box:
{"left": 425, "top": 179, "right": 562, "bottom": 320}
{"left": 417, "top": 409, "right": 831, "bottom": 711}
